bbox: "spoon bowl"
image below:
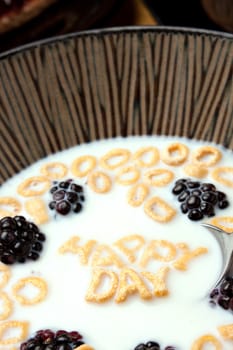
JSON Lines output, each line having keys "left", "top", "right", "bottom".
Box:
{"left": 202, "top": 223, "right": 233, "bottom": 292}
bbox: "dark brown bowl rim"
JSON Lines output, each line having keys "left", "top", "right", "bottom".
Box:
{"left": 0, "top": 25, "right": 232, "bottom": 60}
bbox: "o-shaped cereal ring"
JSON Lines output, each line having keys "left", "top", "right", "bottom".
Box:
{"left": 212, "top": 167, "right": 233, "bottom": 188}
{"left": 71, "top": 155, "right": 97, "bottom": 177}
{"left": 40, "top": 162, "right": 68, "bottom": 179}
{"left": 133, "top": 147, "right": 159, "bottom": 167}
{"left": 0, "top": 320, "right": 29, "bottom": 345}
{"left": 127, "top": 183, "right": 149, "bottom": 207}
{"left": 161, "top": 143, "right": 189, "bottom": 166}
{"left": 88, "top": 171, "right": 112, "bottom": 194}
{"left": 192, "top": 146, "right": 222, "bottom": 167}
{"left": 116, "top": 166, "right": 140, "bottom": 186}
{"left": 144, "top": 196, "right": 176, "bottom": 223}
{"left": 0, "top": 197, "right": 22, "bottom": 218}
{"left": 191, "top": 334, "right": 222, "bottom": 350}
{"left": 144, "top": 169, "right": 174, "bottom": 187}
{"left": 0, "top": 292, "right": 13, "bottom": 320}
{"left": 100, "top": 149, "right": 131, "bottom": 170}
{"left": 12, "top": 277, "right": 47, "bottom": 305}
{"left": 17, "top": 176, "right": 50, "bottom": 197}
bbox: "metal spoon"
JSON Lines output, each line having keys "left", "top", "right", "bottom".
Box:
{"left": 201, "top": 223, "right": 233, "bottom": 291}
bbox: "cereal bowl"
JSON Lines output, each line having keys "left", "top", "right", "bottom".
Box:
{"left": 0, "top": 27, "right": 233, "bottom": 350}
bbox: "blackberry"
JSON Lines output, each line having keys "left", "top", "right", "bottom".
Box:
{"left": 0, "top": 216, "right": 46, "bottom": 265}
{"left": 188, "top": 209, "right": 203, "bottom": 221}
{"left": 209, "top": 277, "right": 233, "bottom": 313}
{"left": 134, "top": 342, "right": 176, "bottom": 350}
{"left": 48, "top": 180, "right": 85, "bottom": 216}
{"left": 20, "top": 329, "right": 84, "bottom": 350}
{"left": 171, "top": 178, "right": 230, "bottom": 221}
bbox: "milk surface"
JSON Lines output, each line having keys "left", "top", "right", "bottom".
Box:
{"left": 0, "top": 136, "right": 232, "bottom": 350}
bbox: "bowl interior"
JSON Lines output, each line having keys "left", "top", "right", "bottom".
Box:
{"left": 0, "top": 27, "right": 232, "bottom": 184}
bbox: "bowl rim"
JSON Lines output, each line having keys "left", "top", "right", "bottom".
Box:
{"left": 0, "top": 25, "right": 232, "bottom": 60}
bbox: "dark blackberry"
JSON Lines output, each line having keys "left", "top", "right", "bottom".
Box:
{"left": 216, "top": 191, "right": 226, "bottom": 201}
{"left": 200, "top": 202, "right": 215, "bottom": 217}
{"left": 200, "top": 183, "right": 216, "bottom": 192}
{"left": 186, "top": 181, "right": 200, "bottom": 189}
{"left": 181, "top": 203, "right": 188, "bottom": 214}
{"left": 0, "top": 216, "right": 46, "bottom": 265}
{"left": 48, "top": 180, "right": 85, "bottom": 216}
{"left": 20, "top": 329, "right": 84, "bottom": 350}
{"left": 172, "top": 182, "right": 187, "bottom": 195}
{"left": 135, "top": 341, "right": 160, "bottom": 350}
{"left": 178, "top": 190, "right": 190, "bottom": 202}
{"left": 134, "top": 341, "right": 176, "bottom": 350}
{"left": 186, "top": 195, "right": 201, "bottom": 209}
{"left": 175, "top": 178, "right": 188, "bottom": 184}
{"left": 201, "top": 191, "right": 218, "bottom": 205}
{"left": 218, "top": 296, "right": 231, "bottom": 310}
{"left": 73, "top": 203, "right": 82, "bottom": 213}
{"left": 209, "top": 277, "right": 233, "bottom": 313}
{"left": 188, "top": 209, "right": 203, "bottom": 221}
{"left": 171, "top": 178, "right": 230, "bottom": 221}
{"left": 56, "top": 201, "right": 71, "bottom": 215}
{"left": 53, "top": 190, "right": 66, "bottom": 201}
{"left": 220, "top": 279, "right": 233, "bottom": 297}
{"left": 218, "top": 200, "right": 229, "bottom": 209}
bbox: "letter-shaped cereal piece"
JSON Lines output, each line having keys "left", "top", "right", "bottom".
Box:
{"left": 142, "top": 266, "right": 170, "bottom": 297}
{"left": 12, "top": 277, "right": 47, "bottom": 305}
{"left": 0, "top": 292, "right": 13, "bottom": 320}
{"left": 17, "top": 176, "right": 50, "bottom": 197}
{"left": 116, "top": 268, "right": 152, "bottom": 303}
{"left": 0, "top": 197, "right": 22, "bottom": 218}
{"left": 191, "top": 334, "right": 222, "bottom": 350}
{"left": 59, "top": 236, "right": 96, "bottom": 265}
{"left": 0, "top": 320, "right": 29, "bottom": 345}
{"left": 192, "top": 146, "right": 222, "bottom": 167}
{"left": 114, "top": 234, "right": 145, "bottom": 263}
{"left": 92, "top": 245, "right": 124, "bottom": 268}
{"left": 100, "top": 149, "right": 131, "bottom": 170}
{"left": 71, "top": 155, "right": 97, "bottom": 177}
{"left": 161, "top": 143, "right": 189, "bottom": 166}
{"left": 133, "top": 147, "right": 160, "bottom": 167}
{"left": 85, "top": 269, "right": 118, "bottom": 303}
{"left": 25, "top": 198, "right": 49, "bottom": 224}
{"left": 88, "top": 171, "right": 112, "bottom": 194}
{"left": 218, "top": 324, "right": 233, "bottom": 340}
{"left": 144, "top": 197, "right": 176, "bottom": 223}
{"left": 173, "top": 247, "right": 208, "bottom": 270}
{"left": 40, "top": 162, "right": 68, "bottom": 179}
{"left": 127, "top": 183, "right": 149, "bottom": 207}
{"left": 140, "top": 240, "right": 176, "bottom": 267}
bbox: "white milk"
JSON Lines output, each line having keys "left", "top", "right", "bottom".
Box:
{"left": 0, "top": 136, "right": 232, "bottom": 350}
